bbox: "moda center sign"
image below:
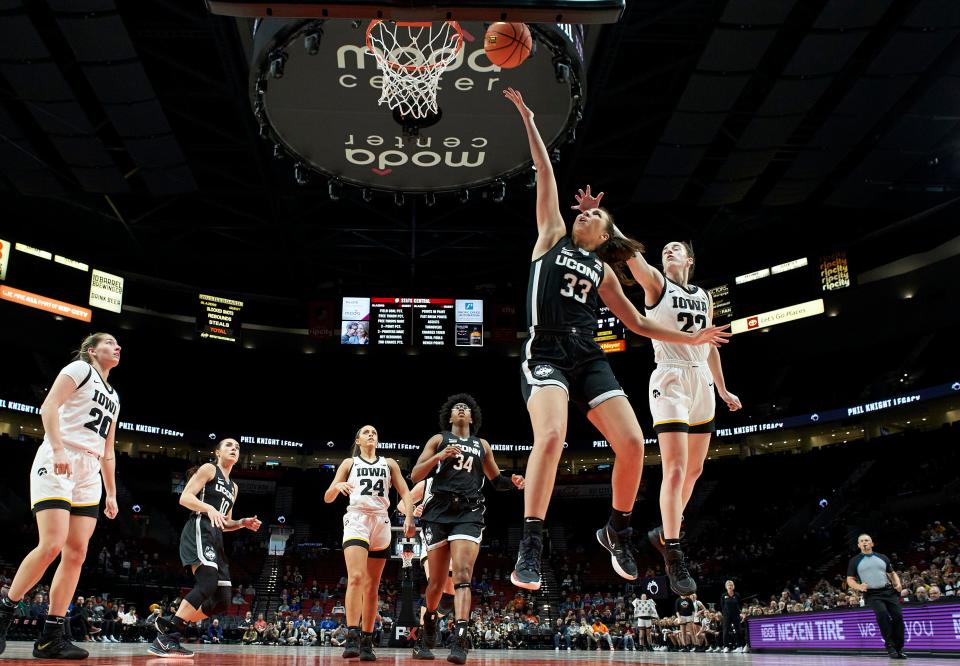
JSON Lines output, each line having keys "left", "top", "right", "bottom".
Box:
{"left": 250, "top": 18, "right": 584, "bottom": 192}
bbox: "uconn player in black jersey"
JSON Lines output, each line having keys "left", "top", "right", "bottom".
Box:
{"left": 504, "top": 88, "right": 730, "bottom": 591}
{"left": 0, "top": 334, "right": 121, "bottom": 660}
{"left": 409, "top": 394, "right": 523, "bottom": 663}
{"left": 150, "top": 438, "right": 262, "bottom": 657}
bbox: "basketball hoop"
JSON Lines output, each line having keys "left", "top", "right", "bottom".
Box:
{"left": 401, "top": 547, "right": 416, "bottom": 568}
{"left": 366, "top": 20, "right": 463, "bottom": 120}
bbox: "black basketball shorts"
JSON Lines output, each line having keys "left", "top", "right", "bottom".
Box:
{"left": 520, "top": 330, "right": 625, "bottom": 412}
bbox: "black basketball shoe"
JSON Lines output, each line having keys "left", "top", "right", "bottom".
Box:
{"left": 664, "top": 547, "right": 697, "bottom": 595}
{"left": 510, "top": 535, "right": 543, "bottom": 590}
{"left": 596, "top": 524, "right": 638, "bottom": 580}
{"left": 342, "top": 628, "right": 360, "bottom": 658}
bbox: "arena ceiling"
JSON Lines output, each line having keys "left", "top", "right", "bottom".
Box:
{"left": 1, "top": 0, "right": 959, "bottom": 298}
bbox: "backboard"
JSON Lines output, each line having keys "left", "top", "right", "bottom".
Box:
{"left": 208, "top": 0, "right": 624, "bottom": 23}
{"left": 249, "top": 16, "right": 588, "bottom": 194}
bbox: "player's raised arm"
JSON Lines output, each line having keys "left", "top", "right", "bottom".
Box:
{"left": 503, "top": 87, "right": 566, "bottom": 256}
{"left": 598, "top": 268, "right": 731, "bottom": 346}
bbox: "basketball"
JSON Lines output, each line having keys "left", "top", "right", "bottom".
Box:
{"left": 484, "top": 22, "right": 533, "bottom": 69}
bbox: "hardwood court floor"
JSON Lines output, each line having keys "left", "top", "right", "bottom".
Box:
{"left": 0, "top": 642, "right": 948, "bottom": 664}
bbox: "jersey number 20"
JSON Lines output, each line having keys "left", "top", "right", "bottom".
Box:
{"left": 83, "top": 407, "right": 113, "bottom": 439}
{"left": 359, "top": 479, "right": 385, "bottom": 496}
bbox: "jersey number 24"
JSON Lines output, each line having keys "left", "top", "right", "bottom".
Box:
{"left": 359, "top": 479, "right": 385, "bottom": 496}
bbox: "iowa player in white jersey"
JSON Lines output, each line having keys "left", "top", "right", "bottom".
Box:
{"left": 409, "top": 394, "right": 523, "bottom": 664}
{"left": 325, "top": 426, "right": 415, "bottom": 661}
{"left": 0, "top": 333, "right": 121, "bottom": 660}
{"left": 151, "top": 438, "right": 262, "bottom": 657}
{"left": 624, "top": 241, "right": 741, "bottom": 596}
{"left": 504, "top": 88, "right": 731, "bottom": 592}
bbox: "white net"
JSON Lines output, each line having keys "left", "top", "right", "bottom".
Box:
{"left": 366, "top": 20, "right": 463, "bottom": 120}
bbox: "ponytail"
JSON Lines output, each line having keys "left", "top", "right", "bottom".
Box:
{"left": 594, "top": 210, "right": 645, "bottom": 285}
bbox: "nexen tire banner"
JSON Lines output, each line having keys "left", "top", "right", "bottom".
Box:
{"left": 749, "top": 601, "right": 960, "bottom": 653}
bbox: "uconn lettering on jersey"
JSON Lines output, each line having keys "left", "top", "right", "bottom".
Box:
{"left": 555, "top": 255, "right": 601, "bottom": 284}
{"left": 355, "top": 466, "right": 389, "bottom": 479}
{"left": 672, "top": 295, "right": 708, "bottom": 312}
{"left": 447, "top": 442, "right": 482, "bottom": 458}
{"left": 214, "top": 482, "right": 235, "bottom": 502}
{"left": 91, "top": 389, "right": 118, "bottom": 416}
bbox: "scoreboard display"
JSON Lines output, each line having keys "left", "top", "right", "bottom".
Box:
{"left": 372, "top": 297, "right": 454, "bottom": 346}
{"left": 594, "top": 305, "right": 626, "bottom": 353}
{"left": 197, "top": 293, "right": 245, "bottom": 343}
{"left": 342, "top": 297, "right": 483, "bottom": 347}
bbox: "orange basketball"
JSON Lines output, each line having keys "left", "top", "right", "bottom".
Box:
{"left": 484, "top": 22, "right": 533, "bottom": 69}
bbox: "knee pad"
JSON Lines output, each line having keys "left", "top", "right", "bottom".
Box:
{"left": 200, "top": 586, "right": 231, "bottom": 617}
{"left": 185, "top": 565, "right": 218, "bottom": 610}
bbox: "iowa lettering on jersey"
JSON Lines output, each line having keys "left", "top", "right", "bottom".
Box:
{"left": 355, "top": 466, "right": 389, "bottom": 479}
{"left": 672, "top": 295, "right": 708, "bottom": 313}
{"left": 82, "top": 389, "right": 119, "bottom": 440}
{"left": 671, "top": 293, "right": 709, "bottom": 332}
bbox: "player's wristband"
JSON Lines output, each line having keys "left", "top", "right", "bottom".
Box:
{"left": 491, "top": 474, "right": 514, "bottom": 491}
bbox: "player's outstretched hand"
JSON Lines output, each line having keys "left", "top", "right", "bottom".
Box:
{"left": 571, "top": 185, "right": 604, "bottom": 211}
{"left": 692, "top": 324, "right": 731, "bottom": 347}
{"left": 511, "top": 474, "right": 525, "bottom": 490}
{"left": 503, "top": 87, "right": 533, "bottom": 121}
{"left": 243, "top": 515, "right": 263, "bottom": 531}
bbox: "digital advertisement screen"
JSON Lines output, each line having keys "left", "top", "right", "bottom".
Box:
{"left": 749, "top": 602, "right": 960, "bottom": 653}
{"left": 707, "top": 283, "right": 733, "bottom": 323}
{"left": 821, "top": 251, "right": 851, "bottom": 291}
{"left": 0, "top": 242, "right": 93, "bottom": 321}
{"left": 455, "top": 299, "right": 483, "bottom": 347}
{"left": 732, "top": 257, "right": 819, "bottom": 317}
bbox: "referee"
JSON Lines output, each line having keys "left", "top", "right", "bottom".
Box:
{"left": 846, "top": 534, "right": 906, "bottom": 660}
